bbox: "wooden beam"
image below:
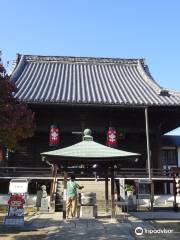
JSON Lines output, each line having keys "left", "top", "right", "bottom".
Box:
{"left": 49, "top": 164, "right": 58, "bottom": 202}
{"left": 63, "top": 170, "right": 68, "bottom": 219}
{"left": 105, "top": 173, "right": 109, "bottom": 213}
{"left": 111, "top": 166, "right": 115, "bottom": 218}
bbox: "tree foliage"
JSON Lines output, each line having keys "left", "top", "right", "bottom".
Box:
{"left": 0, "top": 64, "right": 35, "bottom": 149}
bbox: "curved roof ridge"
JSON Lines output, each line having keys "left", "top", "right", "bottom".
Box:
{"left": 8, "top": 54, "right": 20, "bottom": 76}
{"left": 10, "top": 54, "right": 26, "bottom": 81}
{"left": 137, "top": 59, "right": 162, "bottom": 94}
{"left": 22, "top": 54, "right": 143, "bottom": 65}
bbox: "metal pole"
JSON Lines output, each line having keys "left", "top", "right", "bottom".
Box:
{"left": 145, "top": 107, "right": 151, "bottom": 180}
{"left": 145, "top": 107, "right": 154, "bottom": 211}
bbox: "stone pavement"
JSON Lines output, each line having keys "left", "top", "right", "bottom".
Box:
{"left": 129, "top": 211, "right": 180, "bottom": 220}
{"left": 27, "top": 212, "right": 134, "bottom": 240}
{"left": 0, "top": 212, "right": 134, "bottom": 240}
{"left": 0, "top": 211, "right": 180, "bottom": 240}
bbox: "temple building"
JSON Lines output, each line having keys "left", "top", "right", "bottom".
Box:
{"left": 9, "top": 54, "right": 180, "bottom": 165}
{"left": 1, "top": 54, "right": 180, "bottom": 198}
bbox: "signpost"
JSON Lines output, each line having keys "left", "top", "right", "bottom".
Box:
{"left": 135, "top": 179, "right": 151, "bottom": 211}
{"left": 4, "top": 179, "right": 28, "bottom": 226}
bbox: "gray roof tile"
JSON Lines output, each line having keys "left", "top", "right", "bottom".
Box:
{"left": 10, "top": 54, "right": 180, "bottom": 106}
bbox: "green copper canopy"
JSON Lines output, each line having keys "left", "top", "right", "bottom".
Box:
{"left": 41, "top": 129, "right": 140, "bottom": 160}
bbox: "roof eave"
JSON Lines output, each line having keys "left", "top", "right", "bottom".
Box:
{"left": 21, "top": 100, "right": 180, "bottom": 108}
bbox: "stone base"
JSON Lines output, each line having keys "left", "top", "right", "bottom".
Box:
{"left": 40, "top": 207, "right": 49, "bottom": 213}
{"left": 40, "top": 198, "right": 49, "bottom": 212}
{"left": 58, "top": 211, "right": 63, "bottom": 219}
{"left": 79, "top": 205, "right": 97, "bottom": 218}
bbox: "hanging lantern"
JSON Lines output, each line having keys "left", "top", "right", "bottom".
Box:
{"left": 106, "top": 127, "right": 117, "bottom": 147}
{"left": 49, "top": 125, "right": 59, "bottom": 146}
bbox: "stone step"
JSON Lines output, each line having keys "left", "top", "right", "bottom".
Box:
{"left": 56, "top": 180, "right": 112, "bottom": 201}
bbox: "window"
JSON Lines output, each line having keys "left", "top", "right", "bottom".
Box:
{"left": 162, "top": 149, "right": 177, "bottom": 166}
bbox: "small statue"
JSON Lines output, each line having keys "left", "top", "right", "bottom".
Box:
{"left": 41, "top": 185, "right": 47, "bottom": 198}
{"left": 40, "top": 185, "right": 49, "bottom": 212}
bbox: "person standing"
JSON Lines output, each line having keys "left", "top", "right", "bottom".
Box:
{"left": 66, "top": 174, "right": 84, "bottom": 218}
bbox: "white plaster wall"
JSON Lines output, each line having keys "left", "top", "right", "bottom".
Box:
{"left": 1, "top": 194, "right": 180, "bottom": 207}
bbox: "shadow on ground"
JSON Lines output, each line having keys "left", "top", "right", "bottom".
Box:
{"left": 0, "top": 213, "right": 180, "bottom": 240}
{"left": 0, "top": 215, "right": 134, "bottom": 240}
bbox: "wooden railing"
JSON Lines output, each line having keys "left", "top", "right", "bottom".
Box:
{"left": 0, "top": 167, "right": 175, "bottom": 179}
{"left": 0, "top": 167, "right": 51, "bottom": 178}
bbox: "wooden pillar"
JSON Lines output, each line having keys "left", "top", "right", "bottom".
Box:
{"left": 155, "top": 128, "right": 162, "bottom": 169}
{"left": 111, "top": 165, "right": 115, "bottom": 218}
{"left": 173, "top": 174, "right": 177, "bottom": 211}
{"left": 63, "top": 170, "right": 68, "bottom": 218}
{"left": 105, "top": 172, "right": 109, "bottom": 213}
{"left": 49, "top": 164, "right": 58, "bottom": 202}
{"left": 49, "top": 164, "right": 54, "bottom": 201}
{"left": 150, "top": 181, "right": 154, "bottom": 211}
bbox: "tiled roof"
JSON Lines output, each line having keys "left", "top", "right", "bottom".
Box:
{"left": 41, "top": 133, "right": 140, "bottom": 159}
{"left": 11, "top": 54, "right": 180, "bottom": 106}
{"left": 162, "top": 135, "right": 180, "bottom": 146}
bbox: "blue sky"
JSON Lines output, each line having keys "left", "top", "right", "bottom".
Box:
{"left": 1, "top": 0, "right": 180, "bottom": 134}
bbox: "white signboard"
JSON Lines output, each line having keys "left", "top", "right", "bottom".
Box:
{"left": 9, "top": 179, "right": 28, "bottom": 194}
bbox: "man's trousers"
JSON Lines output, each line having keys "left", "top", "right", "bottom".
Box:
{"left": 66, "top": 196, "right": 77, "bottom": 218}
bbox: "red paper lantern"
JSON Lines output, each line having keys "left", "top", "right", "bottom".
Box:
{"left": 49, "top": 125, "right": 59, "bottom": 146}
{"left": 106, "top": 127, "right": 117, "bottom": 147}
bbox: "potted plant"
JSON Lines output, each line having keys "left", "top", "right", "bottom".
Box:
{"left": 124, "top": 184, "right": 134, "bottom": 198}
